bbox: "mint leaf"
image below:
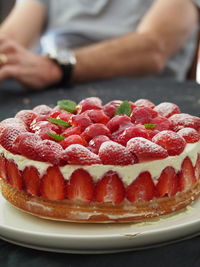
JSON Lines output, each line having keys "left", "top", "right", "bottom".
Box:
{"left": 47, "top": 118, "right": 71, "bottom": 128}
{"left": 57, "top": 99, "right": 77, "bottom": 113}
{"left": 144, "top": 123, "right": 156, "bottom": 129}
{"left": 47, "top": 132, "right": 65, "bottom": 141}
{"left": 115, "top": 101, "right": 131, "bottom": 116}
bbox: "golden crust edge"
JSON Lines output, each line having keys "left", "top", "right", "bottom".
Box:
{"left": 1, "top": 178, "right": 200, "bottom": 223}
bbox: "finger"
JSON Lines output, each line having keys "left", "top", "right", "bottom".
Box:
{"left": 0, "top": 53, "right": 21, "bottom": 66}
{"left": 0, "top": 40, "right": 20, "bottom": 54}
{"left": 0, "top": 54, "right": 8, "bottom": 65}
{"left": 0, "top": 65, "right": 20, "bottom": 80}
{"left": 0, "top": 65, "right": 41, "bottom": 89}
{"left": 0, "top": 35, "right": 8, "bottom": 44}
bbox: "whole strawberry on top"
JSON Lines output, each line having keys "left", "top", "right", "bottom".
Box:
{"left": 0, "top": 97, "right": 200, "bottom": 166}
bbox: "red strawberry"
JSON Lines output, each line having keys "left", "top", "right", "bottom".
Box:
{"left": 156, "top": 167, "right": 179, "bottom": 197}
{"left": 22, "top": 166, "right": 40, "bottom": 196}
{"left": 195, "top": 154, "right": 200, "bottom": 180}
{"left": 146, "top": 129, "right": 159, "bottom": 140}
{"left": 0, "top": 126, "right": 26, "bottom": 153}
{"left": 62, "top": 144, "right": 101, "bottom": 165}
{"left": 30, "top": 120, "right": 60, "bottom": 134}
{"left": 169, "top": 113, "right": 200, "bottom": 131}
{"left": 70, "top": 113, "right": 92, "bottom": 131}
{"left": 49, "top": 110, "right": 61, "bottom": 118}
{"left": 30, "top": 115, "right": 48, "bottom": 126}
{"left": 33, "top": 105, "right": 52, "bottom": 115}
{"left": 151, "top": 116, "right": 174, "bottom": 131}
{"left": 85, "top": 110, "right": 110, "bottom": 124}
{"left": 130, "top": 106, "right": 158, "bottom": 124}
{"left": 154, "top": 102, "right": 180, "bottom": 118}
{"left": 35, "top": 129, "right": 58, "bottom": 140}
{"left": 179, "top": 157, "right": 196, "bottom": 191}
{"left": 81, "top": 123, "right": 111, "bottom": 142}
{"left": 57, "top": 111, "right": 73, "bottom": 122}
{"left": 67, "top": 169, "right": 94, "bottom": 202}
{"left": 60, "top": 135, "right": 87, "bottom": 149}
{"left": 126, "top": 172, "right": 155, "bottom": 202}
{"left": 152, "top": 130, "right": 186, "bottom": 156}
{"left": 127, "top": 137, "right": 168, "bottom": 161}
{"left": 62, "top": 126, "right": 82, "bottom": 138}
{"left": 88, "top": 135, "right": 110, "bottom": 154}
{"left": 41, "top": 166, "right": 65, "bottom": 200}
{"left": 98, "top": 141, "right": 136, "bottom": 165}
{"left": 103, "top": 100, "right": 122, "bottom": 117}
{"left": 177, "top": 128, "right": 200, "bottom": 143}
{"left": 0, "top": 155, "right": 7, "bottom": 179}
{"left": 16, "top": 133, "right": 42, "bottom": 161}
{"left": 0, "top": 118, "right": 27, "bottom": 136}
{"left": 135, "top": 99, "right": 155, "bottom": 109}
{"left": 15, "top": 110, "right": 37, "bottom": 127}
{"left": 129, "top": 101, "right": 137, "bottom": 111}
{"left": 77, "top": 97, "right": 102, "bottom": 113}
{"left": 95, "top": 171, "right": 125, "bottom": 204}
{"left": 106, "top": 115, "right": 132, "bottom": 133}
{"left": 35, "top": 140, "right": 64, "bottom": 165}
{"left": 6, "top": 160, "right": 23, "bottom": 191}
{"left": 115, "top": 125, "right": 149, "bottom": 146}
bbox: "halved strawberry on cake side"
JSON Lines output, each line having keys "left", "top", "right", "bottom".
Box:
{"left": 0, "top": 97, "right": 200, "bottom": 223}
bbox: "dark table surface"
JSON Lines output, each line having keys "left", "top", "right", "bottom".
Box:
{"left": 0, "top": 77, "right": 200, "bottom": 267}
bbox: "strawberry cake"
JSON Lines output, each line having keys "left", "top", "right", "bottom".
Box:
{"left": 0, "top": 97, "right": 200, "bottom": 223}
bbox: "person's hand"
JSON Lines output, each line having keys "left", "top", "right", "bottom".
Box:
{"left": 0, "top": 36, "right": 62, "bottom": 89}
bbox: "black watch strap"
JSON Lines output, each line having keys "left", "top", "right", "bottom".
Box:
{"left": 55, "top": 60, "right": 74, "bottom": 86}
{"left": 46, "top": 52, "right": 76, "bottom": 87}
{"left": 50, "top": 58, "right": 74, "bottom": 87}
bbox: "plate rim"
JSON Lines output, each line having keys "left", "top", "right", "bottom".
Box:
{"left": 1, "top": 193, "right": 200, "bottom": 253}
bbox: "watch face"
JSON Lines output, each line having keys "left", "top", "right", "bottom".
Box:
{"left": 57, "top": 51, "right": 76, "bottom": 65}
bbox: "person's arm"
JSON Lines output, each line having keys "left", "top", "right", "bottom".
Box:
{"left": 0, "top": 0, "right": 198, "bottom": 89}
{"left": 72, "top": 0, "right": 199, "bottom": 82}
{"left": 0, "top": 0, "right": 62, "bottom": 89}
{"left": 0, "top": 0, "right": 46, "bottom": 47}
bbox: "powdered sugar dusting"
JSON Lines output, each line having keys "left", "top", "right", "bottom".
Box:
{"left": 177, "top": 128, "right": 200, "bottom": 143}
{"left": 154, "top": 102, "right": 180, "bottom": 118}
{"left": 152, "top": 130, "right": 186, "bottom": 156}
{"left": 127, "top": 137, "right": 168, "bottom": 158}
{"left": 1, "top": 142, "right": 200, "bottom": 185}
{"left": 99, "top": 141, "right": 135, "bottom": 165}
{"left": 169, "top": 113, "right": 200, "bottom": 130}
{"left": 63, "top": 144, "right": 101, "bottom": 165}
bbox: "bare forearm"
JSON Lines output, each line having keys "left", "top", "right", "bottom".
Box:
{"left": 72, "top": 0, "right": 198, "bottom": 83}
{"left": 0, "top": 0, "right": 45, "bottom": 47}
{"left": 72, "top": 32, "right": 164, "bottom": 83}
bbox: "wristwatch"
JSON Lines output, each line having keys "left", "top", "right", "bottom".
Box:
{"left": 47, "top": 50, "right": 77, "bottom": 86}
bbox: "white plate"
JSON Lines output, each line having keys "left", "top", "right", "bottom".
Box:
{"left": 1, "top": 193, "right": 200, "bottom": 254}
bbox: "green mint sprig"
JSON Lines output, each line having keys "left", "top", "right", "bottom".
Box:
{"left": 144, "top": 123, "right": 157, "bottom": 129}
{"left": 57, "top": 99, "right": 77, "bottom": 113}
{"left": 47, "top": 132, "right": 65, "bottom": 141}
{"left": 47, "top": 118, "right": 71, "bottom": 128}
{"left": 115, "top": 101, "right": 132, "bottom": 116}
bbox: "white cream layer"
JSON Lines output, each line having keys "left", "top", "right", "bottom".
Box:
{"left": 0, "top": 142, "right": 200, "bottom": 186}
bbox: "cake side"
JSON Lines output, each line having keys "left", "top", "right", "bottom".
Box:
{"left": 1, "top": 97, "right": 200, "bottom": 223}
{"left": 0, "top": 142, "right": 200, "bottom": 223}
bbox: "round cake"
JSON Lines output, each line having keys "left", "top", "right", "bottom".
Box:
{"left": 0, "top": 97, "right": 200, "bottom": 223}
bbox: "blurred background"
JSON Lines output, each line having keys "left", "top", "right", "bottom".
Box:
{"left": 0, "top": 0, "right": 200, "bottom": 83}
{"left": 0, "top": 0, "right": 15, "bottom": 23}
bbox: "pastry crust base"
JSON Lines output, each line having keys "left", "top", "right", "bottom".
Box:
{"left": 1, "top": 179, "right": 200, "bottom": 223}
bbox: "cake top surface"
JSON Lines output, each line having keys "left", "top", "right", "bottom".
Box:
{"left": 0, "top": 97, "right": 200, "bottom": 166}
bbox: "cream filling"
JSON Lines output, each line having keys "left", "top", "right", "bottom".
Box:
{"left": 0, "top": 142, "right": 200, "bottom": 186}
